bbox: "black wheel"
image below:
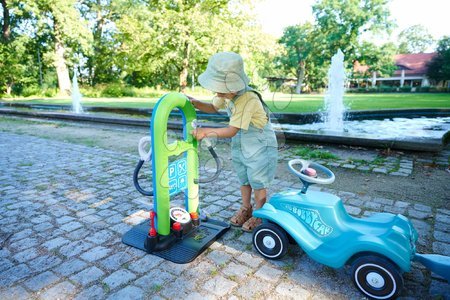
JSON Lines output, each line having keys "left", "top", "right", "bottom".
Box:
{"left": 351, "top": 255, "right": 403, "bottom": 300}
{"left": 252, "top": 222, "right": 289, "bottom": 259}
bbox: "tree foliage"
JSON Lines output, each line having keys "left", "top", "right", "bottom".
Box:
{"left": 427, "top": 36, "right": 450, "bottom": 83}
{"left": 398, "top": 25, "right": 434, "bottom": 54}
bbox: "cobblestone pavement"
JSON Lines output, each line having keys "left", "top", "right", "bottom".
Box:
{"left": 0, "top": 131, "right": 449, "bottom": 300}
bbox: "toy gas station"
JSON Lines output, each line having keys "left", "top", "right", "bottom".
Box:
{"left": 122, "top": 92, "right": 229, "bottom": 263}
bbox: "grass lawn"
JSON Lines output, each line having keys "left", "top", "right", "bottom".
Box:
{"left": 1, "top": 92, "right": 449, "bottom": 113}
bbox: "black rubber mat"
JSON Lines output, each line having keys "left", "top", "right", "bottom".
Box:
{"left": 122, "top": 219, "right": 230, "bottom": 264}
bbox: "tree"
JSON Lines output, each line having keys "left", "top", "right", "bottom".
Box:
{"left": 312, "top": 0, "right": 393, "bottom": 64}
{"left": 427, "top": 36, "right": 450, "bottom": 84}
{"left": 398, "top": 25, "right": 434, "bottom": 53}
{"left": 354, "top": 41, "right": 396, "bottom": 77}
{"left": 277, "top": 23, "right": 314, "bottom": 93}
{"left": 115, "top": 0, "right": 263, "bottom": 92}
{"left": 29, "top": 0, "right": 92, "bottom": 95}
{"left": 0, "top": 1, "right": 38, "bottom": 95}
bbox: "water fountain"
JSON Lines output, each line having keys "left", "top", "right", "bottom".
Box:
{"left": 323, "top": 49, "right": 346, "bottom": 131}
{"left": 271, "top": 50, "right": 449, "bottom": 151}
{"left": 71, "top": 68, "right": 83, "bottom": 114}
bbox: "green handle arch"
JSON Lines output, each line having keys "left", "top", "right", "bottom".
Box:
{"left": 151, "top": 92, "right": 199, "bottom": 236}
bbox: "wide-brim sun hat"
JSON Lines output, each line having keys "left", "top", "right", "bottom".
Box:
{"left": 198, "top": 52, "right": 250, "bottom": 93}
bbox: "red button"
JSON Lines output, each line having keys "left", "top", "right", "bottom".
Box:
{"left": 172, "top": 222, "right": 181, "bottom": 231}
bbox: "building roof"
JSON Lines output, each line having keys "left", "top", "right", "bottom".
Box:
{"left": 394, "top": 53, "right": 437, "bottom": 76}
{"left": 353, "top": 53, "right": 437, "bottom": 77}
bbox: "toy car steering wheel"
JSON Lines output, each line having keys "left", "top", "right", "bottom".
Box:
{"left": 288, "top": 159, "right": 335, "bottom": 185}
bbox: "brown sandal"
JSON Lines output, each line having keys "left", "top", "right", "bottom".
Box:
{"left": 242, "top": 217, "right": 262, "bottom": 232}
{"left": 230, "top": 206, "right": 252, "bottom": 227}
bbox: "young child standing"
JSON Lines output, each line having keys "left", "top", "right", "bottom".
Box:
{"left": 188, "top": 51, "right": 278, "bottom": 232}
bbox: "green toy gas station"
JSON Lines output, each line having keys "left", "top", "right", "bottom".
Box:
{"left": 122, "top": 92, "right": 229, "bottom": 263}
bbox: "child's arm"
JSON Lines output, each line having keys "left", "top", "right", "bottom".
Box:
{"left": 191, "top": 126, "right": 239, "bottom": 140}
{"left": 186, "top": 96, "right": 218, "bottom": 114}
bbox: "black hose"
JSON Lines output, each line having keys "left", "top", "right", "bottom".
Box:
{"left": 196, "top": 146, "right": 222, "bottom": 184}
{"left": 133, "top": 159, "right": 154, "bottom": 196}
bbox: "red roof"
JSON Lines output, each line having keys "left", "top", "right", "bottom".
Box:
{"left": 353, "top": 53, "right": 437, "bottom": 76}
{"left": 393, "top": 53, "right": 437, "bottom": 76}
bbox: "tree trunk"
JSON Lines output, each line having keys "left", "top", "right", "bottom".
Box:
{"left": 1, "top": 0, "right": 10, "bottom": 42}
{"left": 295, "top": 60, "right": 305, "bottom": 94}
{"left": 179, "top": 40, "right": 190, "bottom": 92}
{"left": 54, "top": 36, "right": 71, "bottom": 96}
{"left": 6, "top": 82, "right": 12, "bottom": 95}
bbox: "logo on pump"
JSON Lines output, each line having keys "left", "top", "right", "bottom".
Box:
{"left": 284, "top": 204, "right": 333, "bottom": 237}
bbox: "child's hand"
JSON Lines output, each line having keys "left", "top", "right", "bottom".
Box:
{"left": 191, "top": 128, "right": 207, "bottom": 140}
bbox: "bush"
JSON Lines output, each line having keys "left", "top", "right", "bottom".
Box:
{"left": 21, "top": 85, "right": 42, "bottom": 97}
{"left": 378, "top": 85, "right": 396, "bottom": 93}
{"left": 101, "top": 83, "right": 137, "bottom": 97}
{"left": 399, "top": 86, "right": 412, "bottom": 92}
{"left": 417, "top": 86, "right": 430, "bottom": 92}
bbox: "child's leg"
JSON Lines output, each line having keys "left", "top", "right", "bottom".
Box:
{"left": 241, "top": 185, "right": 252, "bottom": 208}
{"left": 230, "top": 185, "right": 253, "bottom": 226}
{"left": 254, "top": 188, "right": 267, "bottom": 209}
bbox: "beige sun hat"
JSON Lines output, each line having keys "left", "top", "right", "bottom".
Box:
{"left": 198, "top": 52, "right": 250, "bottom": 93}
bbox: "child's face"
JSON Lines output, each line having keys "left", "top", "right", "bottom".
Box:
{"left": 216, "top": 92, "right": 237, "bottom": 99}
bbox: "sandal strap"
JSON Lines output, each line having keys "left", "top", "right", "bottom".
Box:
{"left": 242, "top": 217, "right": 261, "bottom": 232}
{"left": 230, "top": 206, "right": 252, "bottom": 225}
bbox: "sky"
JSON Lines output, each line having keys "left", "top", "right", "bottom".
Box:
{"left": 255, "top": 0, "right": 449, "bottom": 43}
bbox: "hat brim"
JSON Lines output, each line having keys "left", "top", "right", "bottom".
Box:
{"left": 199, "top": 70, "right": 249, "bottom": 93}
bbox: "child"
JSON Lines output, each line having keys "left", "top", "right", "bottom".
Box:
{"left": 188, "top": 51, "right": 278, "bottom": 232}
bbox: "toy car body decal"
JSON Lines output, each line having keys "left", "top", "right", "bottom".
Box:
{"left": 283, "top": 204, "right": 333, "bottom": 237}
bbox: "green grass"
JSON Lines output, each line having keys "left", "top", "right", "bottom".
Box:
{"left": 293, "top": 147, "right": 338, "bottom": 160}
{"left": 1, "top": 92, "right": 449, "bottom": 113}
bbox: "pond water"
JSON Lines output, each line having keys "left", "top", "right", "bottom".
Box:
{"left": 274, "top": 117, "right": 450, "bottom": 140}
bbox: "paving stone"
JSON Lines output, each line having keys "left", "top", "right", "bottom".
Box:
{"left": 28, "top": 255, "right": 62, "bottom": 272}
{"left": 408, "top": 209, "right": 433, "bottom": 220}
{"left": 235, "top": 277, "right": 272, "bottom": 298}
{"left": 42, "top": 236, "right": 71, "bottom": 250}
{"left": 38, "top": 281, "right": 77, "bottom": 300}
{"left": 435, "top": 213, "right": 450, "bottom": 224}
{"left": 70, "top": 266, "right": 105, "bottom": 286}
{"left": 59, "top": 240, "right": 94, "bottom": 257}
{"left": 54, "top": 258, "right": 88, "bottom": 276}
{"left": 74, "top": 285, "right": 105, "bottom": 300}
{"left": 159, "top": 277, "right": 197, "bottom": 298}
{"left": 13, "top": 247, "right": 39, "bottom": 263}
{"left": 103, "top": 270, "right": 137, "bottom": 290}
{"left": 59, "top": 221, "right": 83, "bottom": 232}
{"left": 0, "top": 264, "right": 31, "bottom": 286}
{"left": 432, "top": 241, "right": 450, "bottom": 256}
{"left": 222, "top": 262, "right": 252, "bottom": 279}
{"left": 203, "top": 275, "right": 237, "bottom": 296}
{"left": 99, "top": 251, "right": 133, "bottom": 270}
{"left": 255, "top": 264, "right": 284, "bottom": 282}
{"left": 23, "top": 271, "right": 59, "bottom": 292}
{"left": 344, "top": 205, "right": 361, "bottom": 216}
{"left": 106, "top": 286, "right": 144, "bottom": 300}
{"left": 275, "top": 282, "right": 311, "bottom": 299}
{"left": 134, "top": 269, "right": 175, "bottom": 289}
{"left": 80, "top": 246, "right": 112, "bottom": 262}
{"left": 0, "top": 285, "right": 30, "bottom": 300}
{"left": 207, "top": 250, "right": 232, "bottom": 266}
{"left": 236, "top": 252, "right": 264, "bottom": 268}
{"left": 128, "top": 255, "right": 164, "bottom": 274}
{"left": 433, "top": 231, "right": 450, "bottom": 243}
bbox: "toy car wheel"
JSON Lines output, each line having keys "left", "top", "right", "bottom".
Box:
{"left": 253, "top": 222, "right": 289, "bottom": 259}
{"left": 351, "top": 255, "right": 403, "bottom": 300}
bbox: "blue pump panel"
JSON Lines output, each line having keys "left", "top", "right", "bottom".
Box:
{"left": 168, "top": 158, "right": 188, "bottom": 196}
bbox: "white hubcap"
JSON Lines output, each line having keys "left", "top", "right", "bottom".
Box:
{"left": 262, "top": 236, "right": 276, "bottom": 249}
{"left": 366, "top": 272, "right": 385, "bottom": 289}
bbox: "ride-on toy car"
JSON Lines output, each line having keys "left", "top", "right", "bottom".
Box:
{"left": 252, "top": 159, "right": 450, "bottom": 299}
